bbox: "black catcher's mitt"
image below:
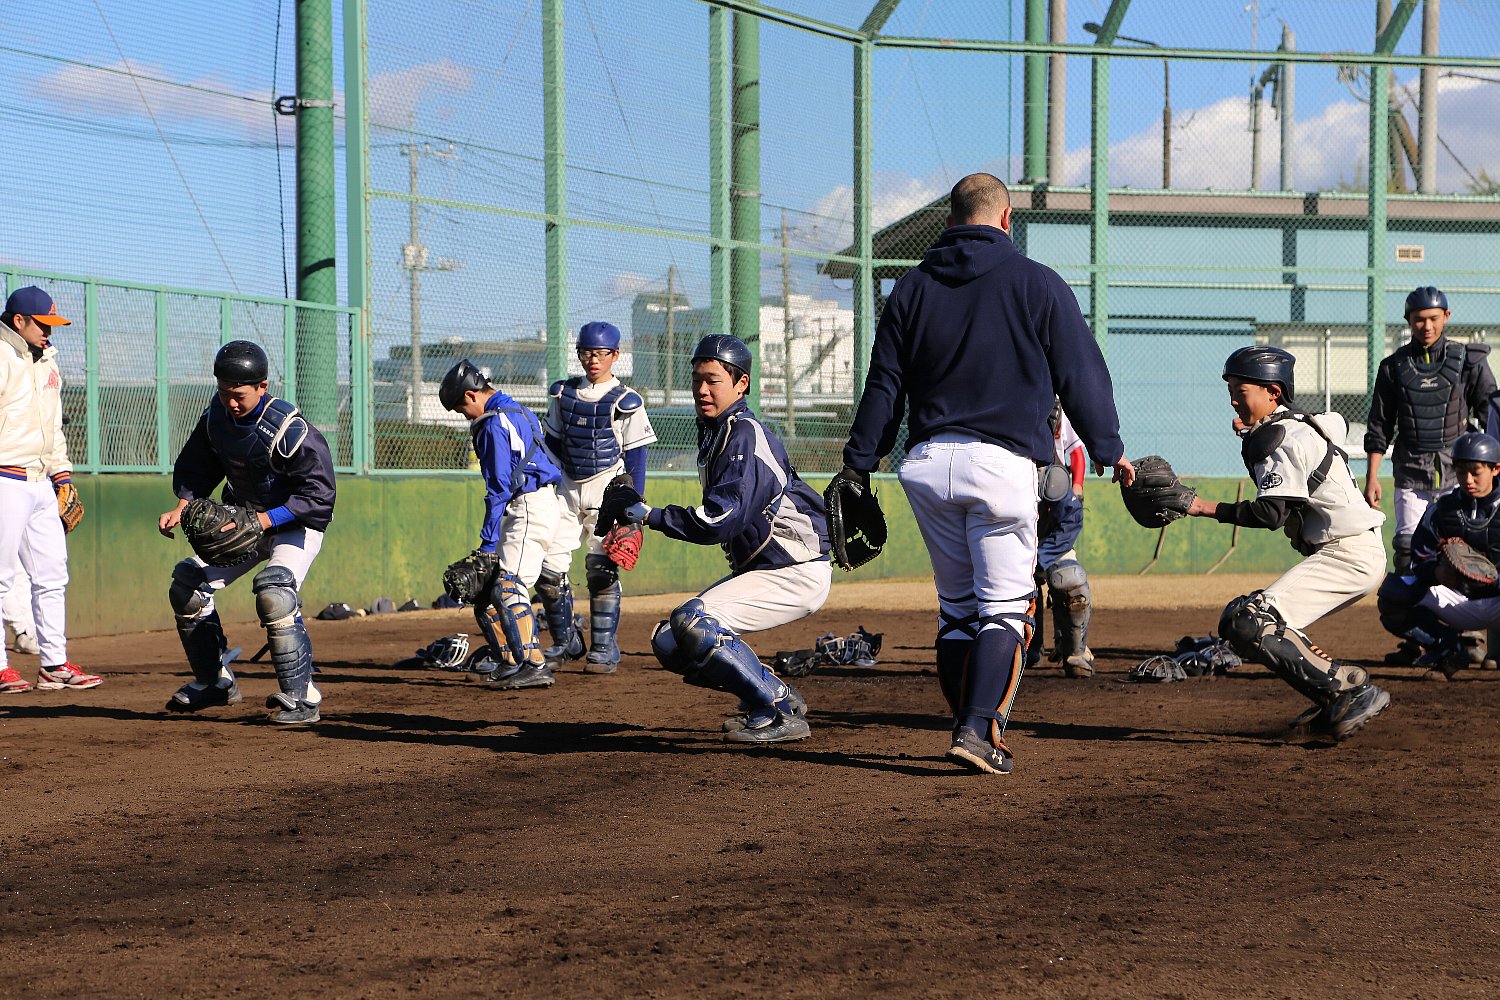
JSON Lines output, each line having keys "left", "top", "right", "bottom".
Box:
{"left": 181, "top": 497, "right": 264, "bottom": 567}
{"left": 443, "top": 549, "right": 499, "bottom": 605}
{"left": 1435, "top": 537, "right": 1499, "bottom": 596}
{"left": 824, "top": 468, "right": 887, "bottom": 571}
{"left": 1120, "top": 455, "right": 1196, "bottom": 528}
{"left": 594, "top": 474, "right": 645, "bottom": 537}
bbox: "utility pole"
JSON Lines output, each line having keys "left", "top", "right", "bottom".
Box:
{"left": 399, "top": 142, "right": 461, "bottom": 421}
{"left": 780, "top": 208, "right": 795, "bottom": 439}
{"left": 664, "top": 264, "right": 677, "bottom": 406}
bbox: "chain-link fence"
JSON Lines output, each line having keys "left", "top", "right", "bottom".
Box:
{"left": 8, "top": 2, "right": 1500, "bottom": 477}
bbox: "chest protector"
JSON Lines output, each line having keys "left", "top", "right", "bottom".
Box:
{"left": 551, "top": 378, "right": 637, "bottom": 479}
{"left": 205, "top": 396, "right": 308, "bottom": 511}
{"left": 1242, "top": 410, "right": 1348, "bottom": 555}
{"left": 1428, "top": 493, "right": 1500, "bottom": 557}
{"left": 1395, "top": 341, "right": 1466, "bottom": 454}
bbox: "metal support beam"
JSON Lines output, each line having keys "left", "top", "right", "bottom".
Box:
{"left": 1088, "top": 0, "right": 1132, "bottom": 352}
{"left": 1023, "top": 0, "right": 1047, "bottom": 181}
{"left": 731, "top": 12, "right": 762, "bottom": 411}
{"left": 1279, "top": 25, "right": 1296, "bottom": 191}
{"left": 84, "top": 281, "right": 100, "bottom": 470}
{"left": 709, "top": 7, "right": 731, "bottom": 346}
{"left": 853, "top": 38, "right": 874, "bottom": 393}
{"left": 1370, "top": 0, "right": 1416, "bottom": 394}
{"left": 343, "top": 0, "right": 371, "bottom": 470}
{"left": 859, "top": 0, "right": 903, "bottom": 35}
{"left": 1419, "top": 0, "right": 1439, "bottom": 194}
{"left": 295, "top": 0, "right": 339, "bottom": 432}
{"left": 1047, "top": 0, "right": 1067, "bottom": 182}
{"left": 543, "top": 0, "right": 568, "bottom": 383}
{"left": 154, "top": 290, "right": 169, "bottom": 472}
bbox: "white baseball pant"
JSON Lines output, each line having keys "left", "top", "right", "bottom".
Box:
{"left": 496, "top": 485, "right": 561, "bottom": 589}
{"left": 540, "top": 469, "right": 614, "bottom": 576}
{"left": 697, "top": 560, "right": 833, "bottom": 634}
{"left": 3, "top": 558, "right": 35, "bottom": 635}
{"left": 1418, "top": 585, "right": 1500, "bottom": 632}
{"left": 1262, "top": 526, "right": 1386, "bottom": 631}
{"left": 186, "top": 525, "right": 326, "bottom": 595}
{"left": 0, "top": 476, "right": 69, "bottom": 670}
{"left": 1394, "top": 486, "right": 1440, "bottom": 538}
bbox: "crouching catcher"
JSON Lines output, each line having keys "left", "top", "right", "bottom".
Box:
{"left": 1184, "top": 346, "right": 1390, "bottom": 740}
{"left": 596, "top": 335, "right": 831, "bottom": 744}
{"left": 158, "top": 341, "right": 335, "bottom": 724}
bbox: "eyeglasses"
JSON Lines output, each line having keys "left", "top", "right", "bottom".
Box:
{"left": 577, "top": 349, "right": 616, "bottom": 361}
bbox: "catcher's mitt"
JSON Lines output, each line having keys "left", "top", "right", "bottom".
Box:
{"left": 594, "top": 475, "right": 645, "bottom": 537}
{"left": 1128, "top": 655, "right": 1187, "bottom": 683}
{"left": 1120, "top": 455, "right": 1196, "bottom": 528}
{"left": 181, "top": 497, "right": 264, "bottom": 567}
{"left": 56, "top": 482, "right": 84, "bottom": 533}
{"left": 443, "top": 550, "right": 499, "bottom": 605}
{"left": 824, "top": 468, "right": 887, "bottom": 571}
{"left": 603, "top": 523, "right": 643, "bottom": 571}
{"left": 1435, "top": 537, "right": 1499, "bottom": 596}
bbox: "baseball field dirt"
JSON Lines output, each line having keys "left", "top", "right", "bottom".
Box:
{"left": 3, "top": 575, "right": 1498, "bottom": 998}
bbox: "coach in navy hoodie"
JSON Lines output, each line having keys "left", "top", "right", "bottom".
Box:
{"left": 837, "top": 172, "right": 1133, "bottom": 776}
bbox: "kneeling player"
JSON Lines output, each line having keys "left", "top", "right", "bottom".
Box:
{"left": 1185, "top": 346, "right": 1391, "bottom": 740}
{"left": 439, "top": 359, "right": 564, "bottom": 690}
{"left": 595, "top": 335, "right": 829, "bottom": 744}
{"left": 158, "top": 341, "right": 336, "bottom": 724}
{"left": 1377, "top": 431, "right": 1500, "bottom": 681}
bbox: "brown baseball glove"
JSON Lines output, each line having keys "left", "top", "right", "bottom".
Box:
{"left": 56, "top": 482, "right": 84, "bottom": 534}
{"left": 1435, "top": 537, "right": 1499, "bottom": 596}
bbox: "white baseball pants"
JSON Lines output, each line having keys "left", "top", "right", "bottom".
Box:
{"left": 540, "top": 468, "right": 615, "bottom": 576}
{"left": 496, "top": 485, "right": 561, "bottom": 589}
{"left": 1262, "top": 526, "right": 1386, "bottom": 631}
{"left": 697, "top": 560, "right": 833, "bottom": 634}
{"left": 0, "top": 476, "right": 70, "bottom": 669}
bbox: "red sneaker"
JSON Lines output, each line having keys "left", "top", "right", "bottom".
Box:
{"left": 36, "top": 662, "right": 103, "bottom": 690}
{"left": 0, "top": 666, "right": 33, "bottom": 693}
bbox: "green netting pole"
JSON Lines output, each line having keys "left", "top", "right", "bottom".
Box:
{"left": 84, "top": 281, "right": 100, "bottom": 470}
{"left": 283, "top": 303, "right": 299, "bottom": 401}
{"left": 1089, "top": 2, "right": 1131, "bottom": 353}
{"left": 1368, "top": 1, "right": 1417, "bottom": 394}
{"left": 544, "top": 0, "right": 568, "bottom": 384}
{"left": 731, "top": 12, "right": 762, "bottom": 412}
{"left": 709, "top": 6, "right": 731, "bottom": 348}
{"left": 155, "top": 290, "right": 169, "bottom": 473}
{"left": 1023, "top": 0, "right": 1047, "bottom": 181}
{"left": 344, "top": 0, "right": 371, "bottom": 471}
{"left": 295, "top": 0, "right": 338, "bottom": 435}
{"left": 853, "top": 38, "right": 873, "bottom": 394}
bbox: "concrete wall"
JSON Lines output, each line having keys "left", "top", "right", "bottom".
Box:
{"left": 59, "top": 473, "right": 1395, "bottom": 636}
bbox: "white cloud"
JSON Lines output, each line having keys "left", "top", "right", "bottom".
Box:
{"left": 807, "top": 171, "right": 952, "bottom": 250}
{"left": 601, "top": 271, "right": 658, "bottom": 300}
{"left": 367, "top": 59, "right": 473, "bottom": 129}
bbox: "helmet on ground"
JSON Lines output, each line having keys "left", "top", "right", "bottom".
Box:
{"left": 1223, "top": 345, "right": 1295, "bottom": 403}
{"left": 439, "top": 359, "right": 489, "bottom": 411}
{"left": 1405, "top": 286, "right": 1449, "bottom": 317}
{"left": 1452, "top": 431, "right": 1500, "bottom": 465}
{"left": 214, "top": 341, "right": 269, "bottom": 386}
{"left": 577, "top": 321, "right": 621, "bottom": 351}
{"left": 691, "top": 334, "right": 752, "bottom": 377}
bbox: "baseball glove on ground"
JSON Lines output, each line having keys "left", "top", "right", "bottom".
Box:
{"left": 603, "top": 523, "right": 643, "bottom": 570}
{"left": 181, "top": 497, "right": 263, "bottom": 567}
{"left": 1120, "top": 455, "right": 1196, "bottom": 528}
{"left": 56, "top": 482, "right": 84, "bottom": 533}
{"left": 594, "top": 475, "right": 645, "bottom": 537}
{"left": 1435, "top": 537, "right": 1499, "bottom": 596}
{"left": 825, "top": 468, "right": 887, "bottom": 571}
{"left": 443, "top": 550, "right": 499, "bottom": 605}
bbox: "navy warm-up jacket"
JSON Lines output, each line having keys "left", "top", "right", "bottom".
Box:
{"left": 843, "top": 224, "right": 1124, "bottom": 472}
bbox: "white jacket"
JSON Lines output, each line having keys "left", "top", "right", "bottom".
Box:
{"left": 0, "top": 323, "right": 72, "bottom": 481}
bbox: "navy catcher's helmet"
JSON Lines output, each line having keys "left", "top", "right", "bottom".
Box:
{"left": 1452, "top": 431, "right": 1500, "bottom": 465}
{"left": 577, "top": 321, "right": 621, "bottom": 351}
{"left": 214, "top": 340, "right": 269, "bottom": 386}
{"left": 1405, "top": 286, "right": 1449, "bottom": 317}
{"left": 691, "top": 334, "right": 753, "bottom": 377}
{"left": 439, "top": 359, "right": 489, "bottom": 411}
{"left": 1223, "top": 345, "right": 1295, "bottom": 403}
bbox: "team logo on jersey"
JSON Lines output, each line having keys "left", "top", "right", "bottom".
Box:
{"left": 45, "top": 369, "right": 60, "bottom": 390}
{"left": 1260, "top": 472, "right": 1283, "bottom": 490}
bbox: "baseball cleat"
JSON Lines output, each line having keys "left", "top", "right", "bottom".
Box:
{"left": 167, "top": 679, "right": 243, "bottom": 712}
{"left": 722, "top": 711, "right": 810, "bottom": 744}
{"left": 265, "top": 692, "right": 320, "bottom": 724}
{"left": 722, "top": 687, "right": 808, "bottom": 733}
{"left": 584, "top": 636, "right": 620, "bottom": 674}
{"left": 0, "top": 667, "right": 33, "bottom": 694}
{"left": 1324, "top": 684, "right": 1390, "bottom": 741}
{"left": 946, "top": 727, "right": 1014, "bottom": 775}
{"left": 543, "top": 630, "right": 587, "bottom": 666}
{"left": 36, "top": 662, "right": 103, "bottom": 690}
{"left": 1063, "top": 651, "right": 1096, "bottom": 678}
{"left": 488, "top": 662, "right": 555, "bottom": 690}
{"left": 6, "top": 625, "right": 40, "bottom": 655}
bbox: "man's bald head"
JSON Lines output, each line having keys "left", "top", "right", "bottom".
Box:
{"left": 947, "top": 173, "right": 1012, "bottom": 230}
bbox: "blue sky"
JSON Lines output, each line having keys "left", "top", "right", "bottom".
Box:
{"left": 5, "top": 0, "right": 1500, "bottom": 365}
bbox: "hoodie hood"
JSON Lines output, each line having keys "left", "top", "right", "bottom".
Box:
{"left": 920, "top": 224, "right": 1018, "bottom": 284}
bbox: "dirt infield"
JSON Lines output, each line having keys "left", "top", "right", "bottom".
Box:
{"left": 4, "top": 580, "right": 1500, "bottom": 998}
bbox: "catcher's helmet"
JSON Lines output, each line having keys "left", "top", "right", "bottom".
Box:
{"left": 439, "top": 359, "right": 489, "bottom": 411}
{"left": 577, "top": 321, "right": 621, "bottom": 351}
{"left": 214, "top": 340, "right": 269, "bottom": 386}
{"left": 691, "top": 334, "right": 752, "bottom": 377}
{"left": 1405, "top": 285, "right": 1449, "bottom": 316}
{"left": 1452, "top": 431, "right": 1500, "bottom": 465}
{"left": 1223, "top": 345, "right": 1295, "bottom": 403}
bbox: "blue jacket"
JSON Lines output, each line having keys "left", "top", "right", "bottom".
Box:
{"left": 845, "top": 225, "right": 1124, "bottom": 471}
{"left": 472, "top": 391, "right": 561, "bottom": 552}
{"left": 647, "top": 399, "right": 829, "bottom": 573}
{"left": 1036, "top": 490, "right": 1084, "bottom": 572}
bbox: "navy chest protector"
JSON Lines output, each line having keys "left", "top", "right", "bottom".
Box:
{"left": 1395, "top": 340, "right": 1465, "bottom": 454}
{"left": 205, "top": 396, "right": 308, "bottom": 511}
{"left": 551, "top": 378, "right": 637, "bottom": 479}
{"left": 1429, "top": 494, "right": 1500, "bottom": 557}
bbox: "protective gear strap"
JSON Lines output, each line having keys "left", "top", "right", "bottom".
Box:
{"left": 252, "top": 565, "right": 312, "bottom": 702}
{"left": 585, "top": 552, "right": 619, "bottom": 593}
{"left": 170, "top": 558, "right": 226, "bottom": 685}
{"left": 476, "top": 572, "right": 544, "bottom": 668}
{"left": 1219, "top": 592, "right": 1368, "bottom": 705}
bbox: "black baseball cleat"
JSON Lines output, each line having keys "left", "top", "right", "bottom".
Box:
{"left": 265, "top": 693, "right": 320, "bottom": 725}
{"left": 1322, "top": 684, "right": 1390, "bottom": 740}
{"left": 722, "top": 687, "right": 808, "bottom": 733}
{"left": 166, "top": 680, "right": 243, "bottom": 713}
{"left": 543, "top": 631, "right": 586, "bottom": 666}
{"left": 489, "top": 662, "right": 555, "bottom": 690}
{"left": 946, "top": 727, "right": 1014, "bottom": 775}
{"left": 723, "top": 711, "right": 810, "bottom": 744}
